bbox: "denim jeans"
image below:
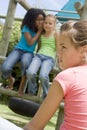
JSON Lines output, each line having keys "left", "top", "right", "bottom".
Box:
{"left": 1, "top": 49, "right": 34, "bottom": 78}
{"left": 26, "top": 54, "right": 55, "bottom": 98}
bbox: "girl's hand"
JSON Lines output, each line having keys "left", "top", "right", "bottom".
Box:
{"left": 37, "top": 24, "right": 43, "bottom": 32}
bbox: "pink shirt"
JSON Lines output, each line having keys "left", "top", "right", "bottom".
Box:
{"left": 54, "top": 65, "right": 87, "bottom": 130}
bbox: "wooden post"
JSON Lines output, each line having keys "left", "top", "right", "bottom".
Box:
{"left": 16, "top": 0, "right": 31, "bottom": 10}
{"left": 80, "top": 0, "right": 87, "bottom": 20}
{"left": 74, "top": 0, "right": 87, "bottom": 20}
{"left": 74, "top": 2, "right": 83, "bottom": 16}
{"left": 0, "top": 0, "right": 17, "bottom": 56}
{"left": 0, "top": 87, "right": 42, "bottom": 103}
{"left": 55, "top": 102, "right": 64, "bottom": 130}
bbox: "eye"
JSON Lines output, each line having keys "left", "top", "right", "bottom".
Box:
{"left": 62, "top": 45, "right": 66, "bottom": 49}
{"left": 49, "top": 22, "right": 52, "bottom": 25}
{"left": 58, "top": 45, "right": 66, "bottom": 52}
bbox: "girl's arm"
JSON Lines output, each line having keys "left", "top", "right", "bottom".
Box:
{"left": 23, "top": 80, "right": 64, "bottom": 130}
{"left": 24, "top": 29, "right": 42, "bottom": 46}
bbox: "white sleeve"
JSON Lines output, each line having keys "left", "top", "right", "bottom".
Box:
{"left": 0, "top": 117, "right": 23, "bottom": 130}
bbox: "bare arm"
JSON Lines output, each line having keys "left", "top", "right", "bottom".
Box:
{"left": 23, "top": 80, "right": 64, "bottom": 130}
{"left": 24, "top": 29, "right": 42, "bottom": 46}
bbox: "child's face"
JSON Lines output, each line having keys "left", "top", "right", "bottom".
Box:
{"left": 57, "top": 33, "right": 83, "bottom": 70}
{"left": 43, "top": 16, "right": 55, "bottom": 32}
{"left": 35, "top": 14, "right": 44, "bottom": 29}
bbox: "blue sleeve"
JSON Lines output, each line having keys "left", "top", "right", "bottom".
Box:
{"left": 21, "top": 25, "right": 30, "bottom": 33}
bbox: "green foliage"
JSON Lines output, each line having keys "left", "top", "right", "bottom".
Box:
{"left": 0, "top": 21, "right": 21, "bottom": 54}
{"left": 7, "top": 21, "right": 21, "bottom": 54}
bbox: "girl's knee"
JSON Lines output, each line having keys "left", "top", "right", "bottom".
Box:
{"left": 39, "top": 74, "right": 48, "bottom": 81}
{"left": 26, "top": 69, "right": 35, "bottom": 78}
{"left": 22, "top": 62, "right": 30, "bottom": 69}
{"left": 1, "top": 64, "right": 11, "bottom": 73}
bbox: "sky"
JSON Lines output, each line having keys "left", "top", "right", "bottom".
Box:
{"left": 0, "top": 0, "right": 69, "bottom": 20}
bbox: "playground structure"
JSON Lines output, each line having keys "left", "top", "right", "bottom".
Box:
{"left": 0, "top": 0, "right": 87, "bottom": 129}
{"left": 1, "top": 0, "right": 86, "bottom": 58}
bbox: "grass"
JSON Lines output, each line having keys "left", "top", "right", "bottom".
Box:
{"left": 0, "top": 97, "right": 58, "bottom": 130}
